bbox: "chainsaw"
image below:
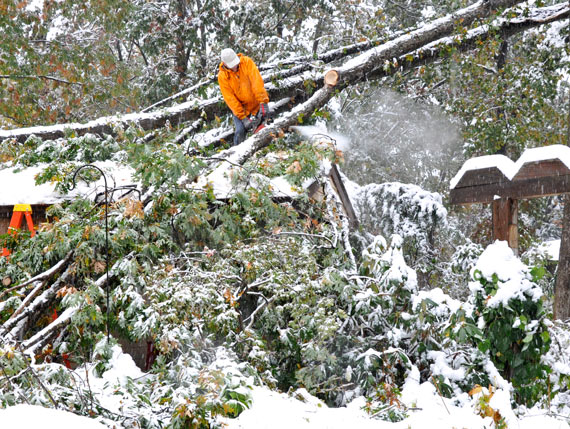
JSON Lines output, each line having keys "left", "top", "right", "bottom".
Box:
{"left": 246, "top": 106, "right": 272, "bottom": 134}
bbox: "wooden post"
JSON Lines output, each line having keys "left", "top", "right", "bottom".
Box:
{"left": 492, "top": 197, "right": 518, "bottom": 255}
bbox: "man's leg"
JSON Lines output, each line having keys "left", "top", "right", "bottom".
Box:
{"left": 233, "top": 114, "right": 246, "bottom": 146}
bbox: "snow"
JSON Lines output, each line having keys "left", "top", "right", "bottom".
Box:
{"left": 25, "top": 0, "right": 44, "bottom": 12}
{"left": 0, "top": 161, "right": 137, "bottom": 205}
{"left": 98, "top": 345, "right": 144, "bottom": 386}
{"left": 192, "top": 166, "right": 303, "bottom": 199}
{"left": 0, "top": 404, "right": 107, "bottom": 428}
{"left": 46, "top": 15, "right": 67, "bottom": 41}
{"left": 537, "top": 239, "right": 561, "bottom": 261}
{"left": 0, "top": 312, "right": 568, "bottom": 429}
{"left": 412, "top": 287, "right": 463, "bottom": 316}
{"left": 450, "top": 144, "right": 570, "bottom": 189}
{"left": 221, "top": 381, "right": 569, "bottom": 429}
{"left": 469, "top": 241, "right": 543, "bottom": 307}
{"left": 449, "top": 154, "right": 516, "bottom": 189}
{"left": 421, "top": 6, "right": 436, "bottom": 20}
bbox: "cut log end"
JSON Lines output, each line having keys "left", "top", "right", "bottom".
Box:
{"left": 324, "top": 70, "right": 339, "bottom": 87}
{"left": 2, "top": 276, "right": 11, "bottom": 287}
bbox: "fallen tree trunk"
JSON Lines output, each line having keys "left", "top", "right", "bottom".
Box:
{"left": 0, "top": 0, "right": 532, "bottom": 144}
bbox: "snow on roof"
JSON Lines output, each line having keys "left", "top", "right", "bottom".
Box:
{"left": 449, "top": 154, "right": 516, "bottom": 189}
{"left": 513, "top": 144, "right": 570, "bottom": 172}
{"left": 0, "top": 161, "right": 137, "bottom": 206}
{"left": 450, "top": 145, "right": 570, "bottom": 190}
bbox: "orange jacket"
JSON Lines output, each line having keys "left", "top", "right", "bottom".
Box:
{"left": 218, "top": 54, "right": 269, "bottom": 120}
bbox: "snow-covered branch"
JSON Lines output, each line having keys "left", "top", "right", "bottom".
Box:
{"left": 3, "top": 0, "right": 554, "bottom": 145}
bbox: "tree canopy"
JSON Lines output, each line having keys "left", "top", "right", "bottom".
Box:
{"left": 0, "top": 0, "right": 569, "bottom": 427}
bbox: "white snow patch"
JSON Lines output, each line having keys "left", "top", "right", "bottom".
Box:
{"left": 469, "top": 241, "right": 543, "bottom": 308}
{"left": 450, "top": 154, "right": 516, "bottom": 189}
{"left": 0, "top": 161, "right": 137, "bottom": 205}
{"left": 0, "top": 404, "right": 106, "bottom": 429}
{"left": 537, "top": 239, "right": 561, "bottom": 261}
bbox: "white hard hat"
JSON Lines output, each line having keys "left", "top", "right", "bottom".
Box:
{"left": 221, "top": 48, "right": 240, "bottom": 68}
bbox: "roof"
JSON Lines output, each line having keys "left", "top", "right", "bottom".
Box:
{"left": 0, "top": 161, "right": 136, "bottom": 206}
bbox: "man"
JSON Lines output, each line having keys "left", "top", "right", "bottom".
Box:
{"left": 218, "top": 48, "right": 270, "bottom": 146}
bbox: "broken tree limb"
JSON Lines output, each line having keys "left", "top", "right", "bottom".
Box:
{"left": 22, "top": 307, "right": 75, "bottom": 354}
{"left": 330, "top": 0, "right": 540, "bottom": 87}
{"left": 0, "top": 266, "right": 74, "bottom": 341}
{"left": 0, "top": 250, "right": 74, "bottom": 301}
{"left": 324, "top": 70, "right": 339, "bottom": 88}
{"left": 393, "top": 2, "right": 570, "bottom": 81}
{"left": 2, "top": 255, "right": 125, "bottom": 351}
{"left": 323, "top": 180, "right": 357, "bottom": 272}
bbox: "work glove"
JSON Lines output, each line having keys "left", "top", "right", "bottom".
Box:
{"left": 242, "top": 116, "right": 254, "bottom": 131}
{"left": 260, "top": 103, "right": 270, "bottom": 120}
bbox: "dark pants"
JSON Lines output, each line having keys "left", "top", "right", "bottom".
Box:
{"left": 233, "top": 114, "right": 246, "bottom": 146}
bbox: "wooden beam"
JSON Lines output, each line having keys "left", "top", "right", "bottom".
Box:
{"left": 492, "top": 197, "right": 518, "bottom": 254}
{"left": 330, "top": 164, "right": 359, "bottom": 228}
{"left": 450, "top": 174, "right": 570, "bottom": 204}
{"left": 452, "top": 166, "right": 511, "bottom": 189}
{"left": 513, "top": 159, "right": 570, "bottom": 180}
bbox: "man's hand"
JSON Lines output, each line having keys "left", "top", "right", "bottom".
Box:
{"left": 242, "top": 116, "right": 254, "bottom": 130}
{"left": 260, "top": 103, "right": 270, "bottom": 120}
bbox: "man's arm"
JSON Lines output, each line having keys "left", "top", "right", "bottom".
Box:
{"left": 245, "top": 58, "right": 269, "bottom": 105}
{"left": 218, "top": 75, "right": 246, "bottom": 119}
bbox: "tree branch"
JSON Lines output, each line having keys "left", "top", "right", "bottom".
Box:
{"left": 0, "top": 75, "right": 83, "bottom": 86}
{"left": 0, "top": 250, "right": 74, "bottom": 301}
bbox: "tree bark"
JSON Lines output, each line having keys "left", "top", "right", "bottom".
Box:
{"left": 175, "top": 0, "right": 189, "bottom": 83}
{"left": 555, "top": 196, "right": 570, "bottom": 320}
{"left": 554, "top": 90, "right": 570, "bottom": 320}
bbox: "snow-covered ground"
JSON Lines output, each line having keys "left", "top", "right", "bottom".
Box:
{"left": 1, "top": 343, "right": 567, "bottom": 429}
{"left": 1, "top": 378, "right": 568, "bottom": 429}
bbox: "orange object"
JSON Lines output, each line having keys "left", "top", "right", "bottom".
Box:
{"left": 2, "top": 204, "right": 35, "bottom": 257}
{"left": 50, "top": 308, "right": 73, "bottom": 369}
{"left": 218, "top": 54, "right": 269, "bottom": 120}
